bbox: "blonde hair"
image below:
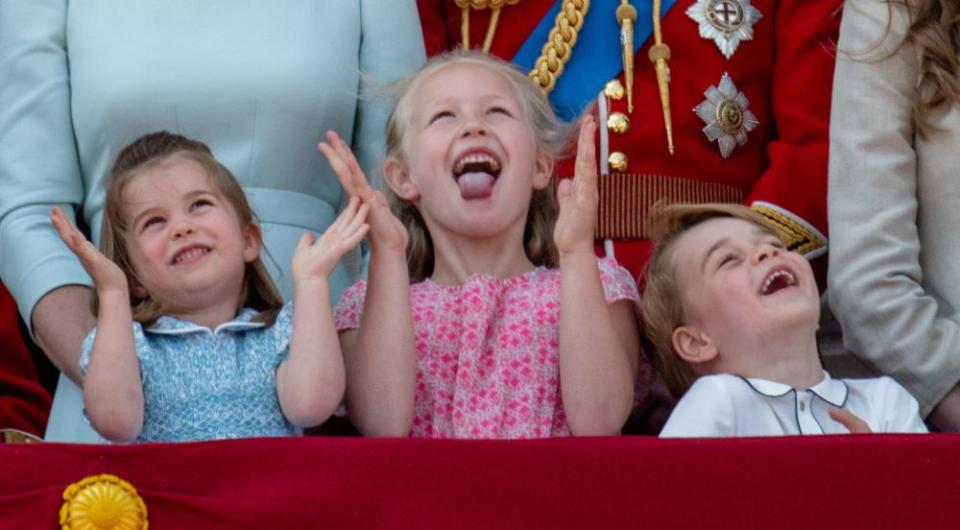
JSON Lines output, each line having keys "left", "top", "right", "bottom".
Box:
{"left": 641, "top": 203, "right": 779, "bottom": 396}
{"left": 383, "top": 50, "right": 572, "bottom": 282}
{"left": 97, "top": 131, "right": 283, "bottom": 326}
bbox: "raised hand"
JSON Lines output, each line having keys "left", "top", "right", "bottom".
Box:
{"left": 554, "top": 115, "right": 599, "bottom": 257}
{"left": 51, "top": 206, "right": 128, "bottom": 295}
{"left": 318, "top": 131, "right": 407, "bottom": 254}
{"left": 291, "top": 197, "right": 370, "bottom": 285}
{"left": 829, "top": 406, "right": 873, "bottom": 434}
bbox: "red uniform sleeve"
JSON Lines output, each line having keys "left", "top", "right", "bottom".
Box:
{"left": 747, "top": 0, "right": 841, "bottom": 264}
{"left": 0, "top": 283, "right": 51, "bottom": 437}
{"left": 417, "top": 0, "right": 456, "bottom": 56}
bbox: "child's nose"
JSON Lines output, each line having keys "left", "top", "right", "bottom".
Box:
{"left": 753, "top": 245, "right": 780, "bottom": 264}
{"left": 460, "top": 117, "right": 488, "bottom": 137}
{"left": 171, "top": 221, "right": 196, "bottom": 239}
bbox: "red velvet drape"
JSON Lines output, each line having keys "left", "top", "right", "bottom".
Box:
{"left": 1, "top": 435, "right": 957, "bottom": 529}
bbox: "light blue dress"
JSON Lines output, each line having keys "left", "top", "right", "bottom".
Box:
{"left": 81, "top": 306, "right": 299, "bottom": 443}
{"left": 0, "top": 1, "right": 425, "bottom": 442}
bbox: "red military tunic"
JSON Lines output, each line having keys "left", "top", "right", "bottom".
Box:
{"left": 419, "top": 0, "right": 838, "bottom": 285}
{"left": 0, "top": 282, "right": 51, "bottom": 439}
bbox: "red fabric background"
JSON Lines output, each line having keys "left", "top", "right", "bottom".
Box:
{"left": 1, "top": 435, "right": 957, "bottom": 529}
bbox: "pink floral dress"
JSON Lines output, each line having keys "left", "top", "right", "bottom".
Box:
{"left": 334, "top": 257, "right": 645, "bottom": 438}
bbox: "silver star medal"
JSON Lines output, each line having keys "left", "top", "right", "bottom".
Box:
{"left": 686, "top": 0, "right": 763, "bottom": 59}
{"left": 695, "top": 72, "right": 758, "bottom": 158}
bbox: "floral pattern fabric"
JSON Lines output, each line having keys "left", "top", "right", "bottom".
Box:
{"left": 335, "top": 257, "right": 645, "bottom": 438}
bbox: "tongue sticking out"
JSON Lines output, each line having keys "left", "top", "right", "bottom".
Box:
{"left": 458, "top": 172, "right": 495, "bottom": 199}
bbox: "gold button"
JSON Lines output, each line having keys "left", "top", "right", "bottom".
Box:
{"left": 608, "top": 152, "right": 628, "bottom": 172}
{"left": 606, "top": 112, "right": 630, "bottom": 135}
{"left": 603, "top": 79, "right": 625, "bottom": 100}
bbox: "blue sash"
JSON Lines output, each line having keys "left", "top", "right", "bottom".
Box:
{"left": 512, "top": 0, "right": 679, "bottom": 121}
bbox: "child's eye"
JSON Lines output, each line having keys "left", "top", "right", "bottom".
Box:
{"left": 487, "top": 106, "right": 512, "bottom": 117}
{"left": 191, "top": 198, "right": 213, "bottom": 211}
{"left": 718, "top": 254, "right": 739, "bottom": 268}
{"left": 141, "top": 216, "right": 165, "bottom": 231}
{"left": 429, "top": 111, "right": 454, "bottom": 123}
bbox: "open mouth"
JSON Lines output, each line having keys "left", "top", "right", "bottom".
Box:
{"left": 452, "top": 151, "right": 501, "bottom": 200}
{"left": 760, "top": 268, "right": 797, "bottom": 295}
{"left": 171, "top": 245, "right": 211, "bottom": 265}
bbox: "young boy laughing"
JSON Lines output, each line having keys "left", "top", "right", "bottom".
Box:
{"left": 642, "top": 204, "right": 926, "bottom": 436}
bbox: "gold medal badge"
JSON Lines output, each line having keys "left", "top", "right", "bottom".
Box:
{"left": 60, "top": 474, "right": 148, "bottom": 530}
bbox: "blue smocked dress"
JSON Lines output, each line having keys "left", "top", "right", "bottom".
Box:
{"left": 80, "top": 305, "right": 298, "bottom": 442}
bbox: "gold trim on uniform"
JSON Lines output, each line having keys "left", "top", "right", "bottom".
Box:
{"left": 686, "top": 0, "right": 763, "bottom": 59}
{"left": 1, "top": 428, "right": 41, "bottom": 443}
{"left": 750, "top": 204, "right": 827, "bottom": 257}
{"left": 604, "top": 79, "right": 625, "bottom": 100}
{"left": 695, "top": 72, "right": 759, "bottom": 158}
{"left": 608, "top": 152, "right": 628, "bottom": 172}
{"left": 606, "top": 112, "right": 630, "bottom": 134}
{"left": 615, "top": 1, "right": 638, "bottom": 112}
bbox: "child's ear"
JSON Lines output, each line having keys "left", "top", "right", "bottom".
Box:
{"left": 384, "top": 157, "right": 420, "bottom": 201}
{"left": 672, "top": 325, "right": 719, "bottom": 365}
{"left": 131, "top": 281, "right": 148, "bottom": 300}
{"left": 531, "top": 154, "right": 553, "bottom": 190}
{"left": 242, "top": 221, "right": 262, "bottom": 264}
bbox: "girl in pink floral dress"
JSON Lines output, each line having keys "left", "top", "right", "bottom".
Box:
{"left": 320, "top": 51, "right": 646, "bottom": 438}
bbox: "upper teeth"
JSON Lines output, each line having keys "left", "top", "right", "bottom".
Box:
{"left": 761, "top": 270, "right": 796, "bottom": 294}
{"left": 174, "top": 247, "right": 207, "bottom": 264}
{"left": 454, "top": 153, "right": 500, "bottom": 174}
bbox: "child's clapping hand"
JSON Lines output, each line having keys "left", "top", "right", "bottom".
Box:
{"left": 318, "top": 131, "right": 408, "bottom": 255}
{"left": 51, "top": 206, "right": 129, "bottom": 296}
{"left": 291, "top": 197, "right": 369, "bottom": 286}
{"left": 554, "top": 115, "right": 599, "bottom": 257}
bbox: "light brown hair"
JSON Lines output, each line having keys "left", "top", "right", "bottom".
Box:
{"left": 902, "top": 0, "right": 959, "bottom": 132}
{"left": 97, "top": 131, "right": 283, "bottom": 325}
{"left": 641, "top": 203, "right": 779, "bottom": 396}
{"left": 875, "top": 0, "right": 960, "bottom": 133}
{"left": 383, "top": 50, "right": 572, "bottom": 282}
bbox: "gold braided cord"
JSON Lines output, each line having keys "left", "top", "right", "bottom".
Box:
{"left": 456, "top": 0, "right": 522, "bottom": 53}
{"left": 528, "top": 0, "right": 590, "bottom": 93}
{"left": 649, "top": 0, "right": 674, "bottom": 154}
{"left": 616, "top": 1, "right": 637, "bottom": 112}
{"left": 455, "top": 0, "right": 515, "bottom": 8}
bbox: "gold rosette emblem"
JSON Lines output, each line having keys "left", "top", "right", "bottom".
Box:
{"left": 60, "top": 474, "right": 148, "bottom": 530}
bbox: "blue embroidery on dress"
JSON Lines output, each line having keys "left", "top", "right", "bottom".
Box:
{"left": 80, "top": 303, "right": 299, "bottom": 442}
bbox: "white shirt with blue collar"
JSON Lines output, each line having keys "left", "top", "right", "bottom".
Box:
{"left": 660, "top": 371, "right": 927, "bottom": 437}
{"left": 80, "top": 303, "right": 300, "bottom": 443}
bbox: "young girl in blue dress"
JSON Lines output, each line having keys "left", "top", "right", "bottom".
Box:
{"left": 321, "top": 51, "right": 647, "bottom": 438}
{"left": 51, "top": 131, "right": 367, "bottom": 443}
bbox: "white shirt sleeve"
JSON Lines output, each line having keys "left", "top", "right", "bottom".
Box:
{"left": 873, "top": 377, "right": 928, "bottom": 433}
{"left": 660, "top": 376, "right": 737, "bottom": 437}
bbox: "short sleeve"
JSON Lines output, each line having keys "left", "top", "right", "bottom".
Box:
{"left": 267, "top": 302, "right": 295, "bottom": 368}
{"left": 79, "top": 322, "right": 149, "bottom": 377}
{"left": 333, "top": 280, "right": 368, "bottom": 332}
{"left": 597, "top": 257, "right": 641, "bottom": 307}
{"left": 659, "top": 375, "right": 736, "bottom": 437}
